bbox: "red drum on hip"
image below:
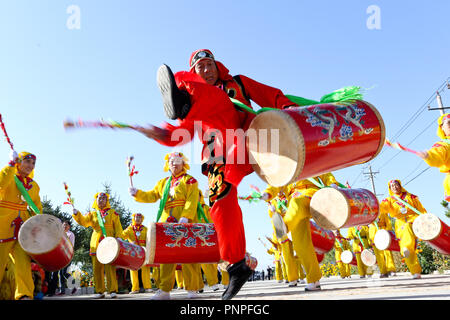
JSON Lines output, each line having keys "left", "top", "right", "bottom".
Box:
{"left": 310, "top": 187, "right": 379, "bottom": 230}
{"left": 146, "top": 222, "right": 221, "bottom": 264}
{"left": 412, "top": 213, "right": 450, "bottom": 255}
{"left": 18, "top": 214, "right": 73, "bottom": 272}
{"left": 374, "top": 229, "right": 400, "bottom": 252}
{"left": 316, "top": 252, "right": 324, "bottom": 264}
{"left": 245, "top": 252, "right": 258, "bottom": 270}
{"left": 310, "top": 220, "right": 336, "bottom": 254}
{"left": 97, "top": 237, "right": 146, "bottom": 270}
{"left": 340, "top": 250, "right": 357, "bottom": 266}
{"left": 247, "top": 100, "right": 385, "bottom": 187}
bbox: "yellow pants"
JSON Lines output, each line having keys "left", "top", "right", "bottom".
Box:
{"left": 151, "top": 267, "right": 160, "bottom": 288}
{"left": 201, "top": 263, "right": 219, "bottom": 287}
{"left": 295, "top": 257, "right": 306, "bottom": 280}
{"left": 280, "top": 239, "right": 299, "bottom": 282}
{"left": 175, "top": 269, "right": 183, "bottom": 288}
{"left": 91, "top": 255, "right": 118, "bottom": 294}
{"left": 284, "top": 196, "right": 321, "bottom": 284}
{"left": 274, "top": 260, "right": 283, "bottom": 281}
{"left": 0, "top": 241, "right": 34, "bottom": 300}
{"left": 335, "top": 250, "right": 351, "bottom": 278}
{"left": 384, "top": 250, "right": 396, "bottom": 272}
{"left": 159, "top": 263, "right": 202, "bottom": 292}
{"left": 221, "top": 269, "right": 229, "bottom": 286}
{"left": 354, "top": 252, "right": 367, "bottom": 276}
{"left": 395, "top": 220, "right": 422, "bottom": 275}
{"left": 130, "top": 266, "right": 152, "bottom": 292}
{"left": 373, "top": 246, "right": 387, "bottom": 274}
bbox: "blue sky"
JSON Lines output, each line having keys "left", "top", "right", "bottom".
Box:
{"left": 1, "top": 0, "right": 449, "bottom": 270}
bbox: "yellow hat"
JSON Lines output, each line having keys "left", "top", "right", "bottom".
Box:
{"left": 387, "top": 179, "right": 407, "bottom": 196}
{"left": 437, "top": 113, "right": 450, "bottom": 139}
{"left": 92, "top": 192, "right": 111, "bottom": 211}
{"left": 15, "top": 151, "right": 36, "bottom": 179}
{"left": 163, "top": 152, "right": 190, "bottom": 172}
{"left": 132, "top": 213, "right": 144, "bottom": 225}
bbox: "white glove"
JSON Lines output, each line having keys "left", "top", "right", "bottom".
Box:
{"left": 9, "top": 150, "right": 18, "bottom": 164}
{"left": 269, "top": 204, "right": 276, "bottom": 213}
{"left": 73, "top": 208, "right": 79, "bottom": 215}
{"left": 261, "top": 193, "right": 270, "bottom": 201}
{"left": 179, "top": 217, "right": 189, "bottom": 224}
{"left": 129, "top": 187, "right": 138, "bottom": 197}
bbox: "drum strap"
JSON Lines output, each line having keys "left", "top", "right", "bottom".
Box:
{"left": 14, "top": 176, "right": 40, "bottom": 215}
{"left": 355, "top": 229, "right": 368, "bottom": 249}
{"left": 156, "top": 176, "right": 172, "bottom": 222}
{"left": 95, "top": 209, "right": 108, "bottom": 237}
{"left": 197, "top": 203, "right": 209, "bottom": 223}
{"left": 307, "top": 177, "right": 325, "bottom": 188}
{"left": 391, "top": 195, "right": 423, "bottom": 216}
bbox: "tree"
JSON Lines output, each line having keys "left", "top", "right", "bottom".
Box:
{"left": 441, "top": 200, "right": 450, "bottom": 219}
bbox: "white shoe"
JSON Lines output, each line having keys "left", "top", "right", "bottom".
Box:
{"left": 288, "top": 281, "right": 297, "bottom": 287}
{"left": 110, "top": 292, "right": 117, "bottom": 298}
{"left": 413, "top": 273, "right": 422, "bottom": 279}
{"left": 210, "top": 284, "right": 220, "bottom": 292}
{"left": 94, "top": 293, "right": 105, "bottom": 299}
{"left": 144, "top": 289, "right": 153, "bottom": 293}
{"left": 129, "top": 290, "right": 139, "bottom": 294}
{"left": 305, "top": 281, "right": 321, "bottom": 291}
{"left": 222, "top": 285, "right": 228, "bottom": 290}
{"left": 298, "top": 279, "right": 305, "bottom": 284}
{"left": 150, "top": 289, "right": 170, "bottom": 300}
{"left": 277, "top": 280, "right": 283, "bottom": 283}
{"left": 186, "top": 290, "right": 198, "bottom": 299}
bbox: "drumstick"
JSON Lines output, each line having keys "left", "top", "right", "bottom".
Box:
{"left": 63, "top": 118, "right": 138, "bottom": 131}
{"left": 384, "top": 138, "right": 421, "bottom": 157}
{"left": 63, "top": 182, "right": 75, "bottom": 208}
{"left": 258, "top": 237, "right": 269, "bottom": 249}
{"left": 126, "top": 156, "right": 139, "bottom": 188}
{"left": 0, "top": 113, "right": 14, "bottom": 150}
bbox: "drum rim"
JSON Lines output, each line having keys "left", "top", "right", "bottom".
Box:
{"left": 341, "top": 250, "right": 354, "bottom": 264}
{"left": 18, "top": 214, "right": 66, "bottom": 255}
{"left": 374, "top": 229, "right": 391, "bottom": 250}
{"left": 97, "top": 237, "right": 120, "bottom": 264}
{"left": 361, "top": 100, "right": 386, "bottom": 161}
{"left": 146, "top": 222, "right": 157, "bottom": 264}
{"left": 412, "top": 213, "right": 442, "bottom": 241}
{"left": 361, "top": 248, "right": 377, "bottom": 266}
{"left": 247, "top": 109, "right": 305, "bottom": 187}
{"left": 272, "top": 211, "right": 288, "bottom": 240}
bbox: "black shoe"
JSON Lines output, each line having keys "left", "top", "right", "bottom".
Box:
{"left": 157, "top": 64, "right": 191, "bottom": 120}
{"left": 222, "top": 259, "right": 253, "bottom": 300}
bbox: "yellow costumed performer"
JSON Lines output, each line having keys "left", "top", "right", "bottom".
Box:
{"left": 333, "top": 230, "right": 351, "bottom": 279}
{"left": 417, "top": 113, "right": 450, "bottom": 202}
{"left": 129, "top": 152, "right": 200, "bottom": 300}
{"left": 371, "top": 210, "right": 397, "bottom": 275}
{"left": 0, "top": 151, "right": 42, "bottom": 300}
{"left": 262, "top": 172, "right": 338, "bottom": 291}
{"left": 347, "top": 225, "right": 370, "bottom": 278}
{"left": 72, "top": 192, "right": 124, "bottom": 298}
{"left": 122, "top": 213, "right": 152, "bottom": 293}
{"left": 380, "top": 179, "right": 425, "bottom": 278}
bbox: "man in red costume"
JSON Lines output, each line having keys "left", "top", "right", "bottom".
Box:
{"left": 137, "top": 49, "right": 296, "bottom": 299}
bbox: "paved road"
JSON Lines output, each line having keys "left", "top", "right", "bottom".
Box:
{"left": 48, "top": 272, "right": 450, "bottom": 301}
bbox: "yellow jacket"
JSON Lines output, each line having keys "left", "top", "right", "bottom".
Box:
{"left": 133, "top": 172, "right": 199, "bottom": 223}
{"left": 334, "top": 236, "right": 351, "bottom": 252}
{"left": 425, "top": 141, "right": 450, "bottom": 174}
{"left": 123, "top": 224, "right": 147, "bottom": 247}
{"left": 347, "top": 226, "right": 370, "bottom": 253}
{"left": 73, "top": 207, "right": 124, "bottom": 255}
{"left": 0, "top": 165, "right": 42, "bottom": 241}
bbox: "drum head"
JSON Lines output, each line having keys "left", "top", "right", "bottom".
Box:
{"left": 412, "top": 213, "right": 442, "bottom": 241}
{"left": 272, "top": 212, "right": 288, "bottom": 239}
{"left": 145, "top": 222, "right": 156, "bottom": 264}
{"left": 374, "top": 229, "right": 390, "bottom": 250}
{"left": 310, "top": 188, "right": 350, "bottom": 230}
{"left": 247, "top": 110, "right": 305, "bottom": 187}
{"left": 97, "top": 237, "right": 119, "bottom": 264}
{"left": 361, "top": 249, "right": 377, "bottom": 267}
{"left": 341, "top": 250, "right": 353, "bottom": 264}
{"left": 18, "top": 214, "right": 64, "bottom": 254}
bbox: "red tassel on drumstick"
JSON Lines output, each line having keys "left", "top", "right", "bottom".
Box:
{"left": 126, "top": 156, "right": 139, "bottom": 188}
{"left": 63, "top": 182, "right": 75, "bottom": 208}
{"left": 0, "top": 113, "right": 14, "bottom": 150}
{"left": 384, "top": 138, "right": 422, "bottom": 157}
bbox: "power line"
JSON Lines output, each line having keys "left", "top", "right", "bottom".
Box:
{"left": 403, "top": 167, "right": 432, "bottom": 187}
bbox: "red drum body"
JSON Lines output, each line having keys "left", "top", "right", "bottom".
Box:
{"left": 18, "top": 214, "right": 73, "bottom": 272}
{"left": 146, "top": 223, "right": 221, "bottom": 264}
{"left": 97, "top": 237, "right": 146, "bottom": 270}
{"left": 245, "top": 252, "right": 258, "bottom": 270}
{"left": 316, "top": 252, "right": 324, "bottom": 264}
{"left": 310, "top": 220, "right": 336, "bottom": 254}
{"left": 374, "top": 229, "right": 400, "bottom": 252}
{"left": 310, "top": 187, "right": 379, "bottom": 230}
{"left": 412, "top": 214, "right": 450, "bottom": 255}
{"left": 247, "top": 100, "right": 385, "bottom": 187}
{"left": 340, "top": 250, "right": 357, "bottom": 266}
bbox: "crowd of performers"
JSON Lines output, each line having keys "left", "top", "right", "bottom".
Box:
{"left": 0, "top": 49, "right": 449, "bottom": 300}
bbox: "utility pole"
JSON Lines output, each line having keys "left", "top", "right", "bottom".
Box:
{"left": 428, "top": 80, "right": 450, "bottom": 114}
{"left": 363, "top": 165, "right": 382, "bottom": 196}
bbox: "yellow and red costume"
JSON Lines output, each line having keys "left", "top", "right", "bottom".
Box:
{"left": 347, "top": 225, "right": 370, "bottom": 277}
{"left": 122, "top": 213, "right": 151, "bottom": 292}
{"left": 264, "top": 172, "right": 338, "bottom": 285}
{"left": 379, "top": 180, "right": 424, "bottom": 275}
{"left": 155, "top": 49, "right": 296, "bottom": 268}
{"left": 368, "top": 211, "right": 396, "bottom": 274}
{"left": 72, "top": 192, "right": 124, "bottom": 294}
{"left": 132, "top": 152, "right": 200, "bottom": 294}
{"left": 334, "top": 231, "right": 351, "bottom": 278}
{"left": 423, "top": 113, "right": 450, "bottom": 201}
{"left": 0, "top": 151, "right": 42, "bottom": 300}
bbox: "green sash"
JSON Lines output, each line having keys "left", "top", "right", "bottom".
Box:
{"left": 14, "top": 176, "right": 40, "bottom": 215}
{"left": 156, "top": 176, "right": 172, "bottom": 222}
{"left": 197, "top": 203, "right": 209, "bottom": 223}
{"left": 391, "top": 194, "right": 423, "bottom": 216}
{"left": 95, "top": 209, "right": 108, "bottom": 237}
